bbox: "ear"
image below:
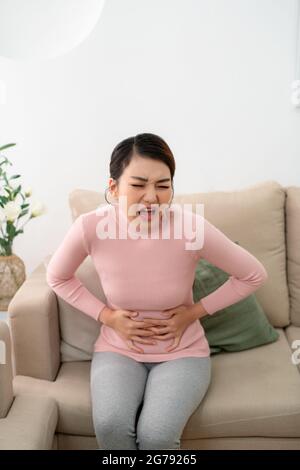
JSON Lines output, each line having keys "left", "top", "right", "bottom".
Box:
{"left": 108, "top": 178, "right": 118, "bottom": 197}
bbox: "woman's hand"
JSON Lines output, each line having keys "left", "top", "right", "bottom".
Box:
{"left": 104, "top": 308, "right": 157, "bottom": 354}
{"left": 142, "top": 304, "right": 205, "bottom": 352}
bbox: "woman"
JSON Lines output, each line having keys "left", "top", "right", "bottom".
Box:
{"left": 46, "top": 133, "right": 268, "bottom": 450}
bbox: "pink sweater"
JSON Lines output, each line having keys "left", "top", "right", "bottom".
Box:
{"left": 46, "top": 203, "right": 268, "bottom": 362}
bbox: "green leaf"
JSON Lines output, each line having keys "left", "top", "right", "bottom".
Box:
{"left": 12, "top": 184, "right": 21, "bottom": 198}
{"left": 6, "top": 222, "right": 16, "bottom": 237}
{"left": 17, "top": 209, "right": 28, "bottom": 218}
{"left": 10, "top": 174, "right": 21, "bottom": 179}
{"left": 0, "top": 143, "right": 16, "bottom": 152}
{"left": 0, "top": 195, "right": 9, "bottom": 205}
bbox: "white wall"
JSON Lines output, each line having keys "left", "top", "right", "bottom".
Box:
{"left": 0, "top": 0, "right": 299, "bottom": 275}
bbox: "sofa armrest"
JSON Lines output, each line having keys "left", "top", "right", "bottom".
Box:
{"left": 0, "top": 395, "right": 58, "bottom": 450}
{"left": 0, "top": 321, "right": 14, "bottom": 418}
{"left": 8, "top": 260, "right": 61, "bottom": 381}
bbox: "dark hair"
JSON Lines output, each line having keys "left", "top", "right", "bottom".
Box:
{"left": 109, "top": 133, "right": 176, "bottom": 187}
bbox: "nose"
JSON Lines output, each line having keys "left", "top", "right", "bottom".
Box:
{"left": 142, "top": 184, "right": 159, "bottom": 203}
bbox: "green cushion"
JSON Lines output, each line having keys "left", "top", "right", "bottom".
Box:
{"left": 192, "top": 241, "right": 279, "bottom": 354}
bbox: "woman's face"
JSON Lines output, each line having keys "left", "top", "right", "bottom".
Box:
{"left": 108, "top": 154, "right": 173, "bottom": 224}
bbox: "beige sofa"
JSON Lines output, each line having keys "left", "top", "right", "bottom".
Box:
{"left": 0, "top": 321, "right": 57, "bottom": 449}
{"left": 7, "top": 180, "right": 300, "bottom": 450}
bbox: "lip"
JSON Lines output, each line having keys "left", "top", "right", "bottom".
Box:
{"left": 137, "top": 205, "right": 158, "bottom": 215}
{"left": 141, "top": 206, "right": 157, "bottom": 211}
{"left": 138, "top": 209, "right": 156, "bottom": 217}
{"left": 137, "top": 207, "right": 158, "bottom": 221}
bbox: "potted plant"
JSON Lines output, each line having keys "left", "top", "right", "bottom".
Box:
{"left": 0, "top": 143, "right": 46, "bottom": 310}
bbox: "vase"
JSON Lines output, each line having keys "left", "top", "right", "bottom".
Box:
{"left": 0, "top": 254, "right": 26, "bottom": 310}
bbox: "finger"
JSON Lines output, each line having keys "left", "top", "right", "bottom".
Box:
{"left": 148, "top": 326, "right": 170, "bottom": 334}
{"left": 126, "top": 340, "right": 144, "bottom": 353}
{"left": 165, "top": 336, "right": 181, "bottom": 352}
{"left": 143, "top": 316, "right": 171, "bottom": 322}
{"left": 130, "top": 319, "right": 146, "bottom": 324}
{"left": 150, "top": 334, "right": 174, "bottom": 341}
{"left": 142, "top": 319, "right": 170, "bottom": 325}
{"left": 125, "top": 311, "right": 139, "bottom": 318}
{"left": 130, "top": 318, "right": 161, "bottom": 326}
{"left": 132, "top": 328, "right": 156, "bottom": 337}
{"left": 134, "top": 322, "right": 167, "bottom": 331}
{"left": 130, "top": 312, "right": 139, "bottom": 318}
{"left": 131, "top": 335, "right": 157, "bottom": 345}
{"left": 162, "top": 307, "right": 173, "bottom": 313}
{"left": 162, "top": 310, "right": 174, "bottom": 316}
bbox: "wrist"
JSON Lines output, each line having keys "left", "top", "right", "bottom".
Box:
{"left": 99, "top": 306, "right": 114, "bottom": 326}
{"left": 189, "top": 301, "right": 209, "bottom": 321}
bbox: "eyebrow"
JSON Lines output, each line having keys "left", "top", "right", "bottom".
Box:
{"left": 130, "top": 176, "right": 171, "bottom": 183}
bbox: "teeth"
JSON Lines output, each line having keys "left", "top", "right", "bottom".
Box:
{"left": 138, "top": 209, "right": 155, "bottom": 215}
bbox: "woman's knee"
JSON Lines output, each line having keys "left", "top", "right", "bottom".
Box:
{"left": 136, "top": 423, "right": 181, "bottom": 450}
{"left": 93, "top": 410, "right": 135, "bottom": 442}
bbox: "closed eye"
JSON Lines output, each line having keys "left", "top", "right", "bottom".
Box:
{"left": 131, "top": 184, "right": 170, "bottom": 188}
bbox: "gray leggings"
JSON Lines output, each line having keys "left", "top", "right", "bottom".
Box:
{"left": 90, "top": 351, "right": 212, "bottom": 450}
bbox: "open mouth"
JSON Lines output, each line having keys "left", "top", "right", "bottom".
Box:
{"left": 137, "top": 208, "right": 156, "bottom": 214}
{"left": 136, "top": 207, "right": 158, "bottom": 218}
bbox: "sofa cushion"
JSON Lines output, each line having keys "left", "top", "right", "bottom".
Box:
{"left": 183, "top": 328, "right": 300, "bottom": 439}
{"left": 193, "top": 249, "right": 279, "bottom": 353}
{"left": 43, "top": 254, "right": 104, "bottom": 363}
{"left": 286, "top": 186, "right": 300, "bottom": 326}
{"left": 13, "top": 329, "right": 300, "bottom": 439}
{"left": 13, "top": 362, "right": 93, "bottom": 436}
{"left": 0, "top": 395, "right": 57, "bottom": 449}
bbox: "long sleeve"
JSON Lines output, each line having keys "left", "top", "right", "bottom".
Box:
{"left": 196, "top": 216, "right": 268, "bottom": 316}
{"left": 46, "top": 214, "right": 107, "bottom": 322}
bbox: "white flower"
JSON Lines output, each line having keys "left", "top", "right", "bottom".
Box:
{"left": 30, "top": 201, "right": 46, "bottom": 217}
{"left": 3, "top": 201, "right": 22, "bottom": 222}
{"left": 24, "top": 186, "right": 32, "bottom": 197}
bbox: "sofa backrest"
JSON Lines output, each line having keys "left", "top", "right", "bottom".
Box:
{"left": 56, "top": 180, "right": 290, "bottom": 362}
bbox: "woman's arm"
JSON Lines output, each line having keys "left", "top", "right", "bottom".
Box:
{"left": 194, "top": 215, "right": 268, "bottom": 316}
{"left": 46, "top": 214, "right": 107, "bottom": 322}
